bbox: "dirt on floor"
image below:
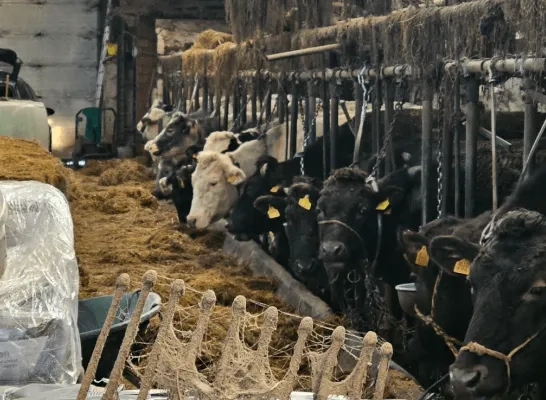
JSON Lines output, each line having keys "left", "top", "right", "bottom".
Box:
{"left": 0, "top": 138, "right": 423, "bottom": 397}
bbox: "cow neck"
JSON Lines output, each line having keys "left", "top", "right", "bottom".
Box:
{"left": 414, "top": 271, "right": 463, "bottom": 357}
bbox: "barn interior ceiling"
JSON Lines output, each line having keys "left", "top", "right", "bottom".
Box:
{"left": 116, "top": 0, "right": 225, "bottom": 23}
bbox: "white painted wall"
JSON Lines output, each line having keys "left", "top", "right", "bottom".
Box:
{"left": 0, "top": 0, "right": 98, "bottom": 157}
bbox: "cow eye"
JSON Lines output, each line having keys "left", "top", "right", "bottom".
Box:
{"left": 210, "top": 182, "right": 218, "bottom": 187}
{"left": 529, "top": 286, "right": 546, "bottom": 297}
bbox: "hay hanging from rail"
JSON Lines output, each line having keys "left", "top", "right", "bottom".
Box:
{"left": 225, "top": 0, "right": 332, "bottom": 42}
{"left": 193, "top": 29, "right": 233, "bottom": 50}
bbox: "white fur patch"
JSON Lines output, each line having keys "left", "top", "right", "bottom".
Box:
{"left": 408, "top": 165, "right": 422, "bottom": 178}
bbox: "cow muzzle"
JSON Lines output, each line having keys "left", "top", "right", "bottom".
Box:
{"left": 450, "top": 364, "right": 489, "bottom": 397}
{"left": 320, "top": 241, "right": 349, "bottom": 261}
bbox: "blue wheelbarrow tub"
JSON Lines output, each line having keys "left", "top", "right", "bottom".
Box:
{"left": 77, "top": 290, "right": 161, "bottom": 381}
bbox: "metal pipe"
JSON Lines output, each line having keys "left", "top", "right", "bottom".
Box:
{"left": 290, "top": 84, "right": 299, "bottom": 158}
{"left": 232, "top": 81, "right": 239, "bottom": 130}
{"left": 305, "top": 83, "right": 311, "bottom": 142}
{"left": 278, "top": 87, "right": 286, "bottom": 124}
{"left": 266, "top": 43, "right": 342, "bottom": 61}
{"left": 240, "top": 80, "right": 247, "bottom": 126}
{"left": 421, "top": 78, "right": 433, "bottom": 225}
{"left": 322, "top": 77, "right": 331, "bottom": 179}
{"left": 223, "top": 92, "right": 230, "bottom": 131}
{"left": 251, "top": 78, "right": 258, "bottom": 126}
{"left": 330, "top": 82, "right": 339, "bottom": 171}
{"left": 373, "top": 76, "right": 382, "bottom": 176}
{"left": 215, "top": 89, "right": 222, "bottom": 122}
{"left": 203, "top": 56, "right": 209, "bottom": 113}
{"left": 181, "top": 76, "right": 187, "bottom": 113}
{"left": 489, "top": 76, "right": 498, "bottom": 212}
{"left": 465, "top": 75, "right": 480, "bottom": 218}
{"left": 445, "top": 58, "right": 546, "bottom": 74}
{"left": 354, "top": 80, "right": 363, "bottom": 134}
{"left": 308, "top": 81, "right": 316, "bottom": 143}
{"left": 453, "top": 73, "right": 462, "bottom": 218}
{"left": 383, "top": 79, "right": 394, "bottom": 174}
{"left": 265, "top": 87, "right": 272, "bottom": 121}
{"left": 194, "top": 77, "right": 200, "bottom": 111}
{"left": 116, "top": 17, "right": 126, "bottom": 146}
{"left": 441, "top": 77, "right": 453, "bottom": 218}
{"left": 523, "top": 76, "right": 538, "bottom": 178}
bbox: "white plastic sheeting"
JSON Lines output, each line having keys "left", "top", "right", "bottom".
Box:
{"left": 0, "top": 181, "right": 81, "bottom": 385}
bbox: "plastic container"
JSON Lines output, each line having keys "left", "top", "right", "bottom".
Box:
{"left": 78, "top": 290, "right": 161, "bottom": 381}
{"left": 395, "top": 282, "right": 417, "bottom": 318}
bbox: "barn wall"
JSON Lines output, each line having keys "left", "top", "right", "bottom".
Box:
{"left": 0, "top": 0, "right": 98, "bottom": 157}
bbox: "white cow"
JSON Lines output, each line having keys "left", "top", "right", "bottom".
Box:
{"left": 186, "top": 138, "right": 268, "bottom": 229}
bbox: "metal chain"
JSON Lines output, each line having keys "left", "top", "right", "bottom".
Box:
{"left": 436, "top": 88, "right": 444, "bottom": 219}
{"left": 369, "top": 78, "right": 404, "bottom": 180}
{"left": 296, "top": 87, "right": 322, "bottom": 176}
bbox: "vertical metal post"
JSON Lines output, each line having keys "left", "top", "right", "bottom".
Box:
{"left": 523, "top": 75, "right": 537, "bottom": 178}
{"left": 251, "top": 77, "right": 258, "bottom": 126}
{"left": 278, "top": 82, "right": 286, "bottom": 124}
{"left": 194, "top": 77, "right": 200, "bottom": 112}
{"left": 181, "top": 77, "right": 187, "bottom": 113}
{"left": 383, "top": 79, "right": 394, "bottom": 174}
{"left": 266, "top": 86, "right": 273, "bottom": 121}
{"left": 330, "top": 81, "right": 339, "bottom": 171}
{"left": 453, "top": 73, "right": 462, "bottom": 217}
{"left": 232, "top": 80, "right": 239, "bottom": 131}
{"left": 354, "top": 80, "right": 363, "bottom": 137}
{"left": 421, "top": 77, "right": 433, "bottom": 226}
{"left": 290, "top": 82, "right": 299, "bottom": 158}
{"left": 322, "top": 76, "right": 331, "bottom": 179}
{"left": 373, "top": 77, "right": 383, "bottom": 176}
{"left": 308, "top": 80, "right": 317, "bottom": 144}
{"left": 202, "top": 56, "right": 209, "bottom": 113}
{"left": 223, "top": 91, "right": 230, "bottom": 131}
{"left": 441, "top": 77, "right": 453, "bottom": 218}
{"left": 240, "top": 80, "right": 247, "bottom": 127}
{"left": 465, "top": 75, "right": 480, "bottom": 218}
{"left": 215, "top": 89, "right": 222, "bottom": 122}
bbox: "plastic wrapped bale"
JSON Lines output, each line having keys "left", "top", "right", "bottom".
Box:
{"left": 0, "top": 181, "right": 81, "bottom": 385}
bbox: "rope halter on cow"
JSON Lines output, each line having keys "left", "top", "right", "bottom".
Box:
{"left": 458, "top": 324, "right": 546, "bottom": 394}
{"left": 413, "top": 271, "right": 463, "bottom": 357}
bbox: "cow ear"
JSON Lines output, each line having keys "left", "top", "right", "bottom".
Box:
{"left": 400, "top": 230, "right": 430, "bottom": 268}
{"left": 429, "top": 235, "right": 480, "bottom": 277}
{"left": 225, "top": 165, "right": 246, "bottom": 185}
{"left": 376, "top": 186, "right": 404, "bottom": 212}
{"left": 254, "top": 195, "right": 287, "bottom": 218}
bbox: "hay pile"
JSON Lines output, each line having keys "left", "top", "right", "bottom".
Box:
{"left": 0, "top": 137, "right": 72, "bottom": 195}
{"left": 193, "top": 29, "right": 233, "bottom": 50}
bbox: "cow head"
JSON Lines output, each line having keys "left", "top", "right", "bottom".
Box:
{"left": 283, "top": 177, "right": 323, "bottom": 279}
{"left": 148, "top": 112, "right": 205, "bottom": 157}
{"left": 152, "top": 157, "right": 176, "bottom": 199}
{"left": 186, "top": 151, "right": 246, "bottom": 229}
{"left": 203, "top": 131, "right": 241, "bottom": 153}
{"left": 225, "top": 156, "right": 283, "bottom": 241}
{"left": 137, "top": 100, "right": 174, "bottom": 142}
{"left": 431, "top": 209, "right": 546, "bottom": 397}
{"left": 317, "top": 167, "right": 406, "bottom": 265}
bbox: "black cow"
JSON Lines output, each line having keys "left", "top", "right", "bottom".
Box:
{"left": 166, "top": 159, "right": 196, "bottom": 225}
{"left": 399, "top": 212, "right": 491, "bottom": 389}
{"left": 225, "top": 123, "right": 356, "bottom": 241}
{"left": 428, "top": 165, "right": 546, "bottom": 397}
{"left": 282, "top": 177, "right": 330, "bottom": 303}
{"left": 431, "top": 209, "right": 546, "bottom": 398}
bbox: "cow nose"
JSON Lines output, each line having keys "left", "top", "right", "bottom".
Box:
{"left": 151, "top": 188, "right": 162, "bottom": 199}
{"left": 187, "top": 217, "right": 197, "bottom": 229}
{"left": 225, "top": 222, "right": 231, "bottom": 230}
{"left": 320, "top": 241, "right": 348, "bottom": 260}
{"left": 296, "top": 260, "right": 315, "bottom": 271}
{"left": 450, "top": 365, "right": 487, "bottom": 392}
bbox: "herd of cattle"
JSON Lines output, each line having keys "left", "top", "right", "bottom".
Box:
{"left": 137, "top": 98, "right": 546, "bottom": 398}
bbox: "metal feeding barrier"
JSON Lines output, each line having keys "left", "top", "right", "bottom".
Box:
{"left": 76, "top": 270, "right": 400, "bottom": 400}
{"left": 157, "top": 53, "right": 546, "bottom": 223}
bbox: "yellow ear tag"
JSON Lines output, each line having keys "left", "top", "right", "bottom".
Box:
{"left": 270, "top": 185, "right": 280, "bottom": 193}
{"left": 227, "top": 175, "right": 236, "bottom": 184}
{"left": 267, "top": 205, "right": 280, "bottom": 219}
{"left": 454, "top": 259, "right": 471, "bottom": 275}
{"left": 376, "top": 199, "right": 390, "bottom": 211}
{"left": 415, "top": 246, "right": 429, "bottom": 267}
{"left": 192, "top": 153, "right": 197, "bottom": 159}
{"left": 298, "top": 195, "right": 312, "bottom": 210}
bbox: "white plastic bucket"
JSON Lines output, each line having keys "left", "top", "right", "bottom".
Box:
{"left": 0, "top": 189, "right": 6, "bottom": 279}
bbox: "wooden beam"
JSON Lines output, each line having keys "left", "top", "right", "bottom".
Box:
{"left": 266, "top": 43, "right": 342, "bottom": 62}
